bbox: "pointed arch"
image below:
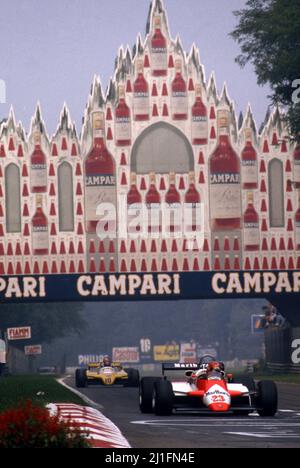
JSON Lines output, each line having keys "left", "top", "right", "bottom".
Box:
{"left": 5, "top": 163, "right": 21, "bottom": 233}
{"left": 131, "top": 122, "right": 194, "bottom": 174}
{"left": 57, "top": 161, "right": 74, "bottom": 232}
{"left": 268, "top": 158, "right": 284, "bottom": 228}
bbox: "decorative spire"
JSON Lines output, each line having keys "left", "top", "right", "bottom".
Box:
{"left": 207, "top": 72, "right": 218, "bottom": 102}
{"left": 146, "top": 0, "right": 170, "bottom": 39}
{"left": 29, "top": 102, "right": 48, "bottom": 138}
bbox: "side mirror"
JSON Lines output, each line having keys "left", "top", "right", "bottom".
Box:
{"left": 185, "top": 370, "right": 193, "bottom": 378}
{"left": 227, "top": 373, "right": 233, "bottom": 383}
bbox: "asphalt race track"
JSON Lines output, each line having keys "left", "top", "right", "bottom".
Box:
{"left": 66, "top": 377, "right": 300, "bottom": 448}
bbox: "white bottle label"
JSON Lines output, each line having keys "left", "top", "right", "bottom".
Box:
{"left": 294, "top": 161, "right": 300, "bottom": 183}
{"left": 128, "top": 203, "right": 143, "bottom": 233}
{"left": 115, "top": 118, "right": 131, "bottom": 142}
{"left": 32, "top": 226, "right": 48, "bottom": 252}
{"left": 210, "top": 173, "right": 241, "bottom": 219}
{"left": 184, "top": 203, "right": 202, "bottom": 231}
{"left": 242, "top": 160, "right": 258, "bottom": 185}
{"left": 192, "top": 116, "right": 208, "bottom": 141}
{"left": 244, "top": 222, "right": 260, "bottom": 248}
{"left": 31, "top": 164, "right": 47, "bottom": 189}
{"left": 172, "top": 92, "right": 188, "bottom": 116}
{"left": 133, "top": 93, "right": 149, "bottom": 117}
{"left": 85, "top": 175, "right": 116, "bottom": 222}
{"left": 151, "top": 48, "right": 167, "bottom": 71}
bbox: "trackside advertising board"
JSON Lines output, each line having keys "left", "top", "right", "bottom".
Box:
{"left": 112, "top": 347, "right": 140, "bottom": 363}
{"left": 154, "top": 345, "right": 180, "bottom": 362}
{"left": 7, "top": 327, "right": 31, "bottom": 341}
{"left": 24, "top": 345, "right": 42, "bottom": 356}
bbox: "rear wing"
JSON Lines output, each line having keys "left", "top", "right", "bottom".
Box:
{"left": 162, "top": 363, "right": 199, "bottom": 375}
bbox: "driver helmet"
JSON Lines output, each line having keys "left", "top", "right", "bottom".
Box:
{"left": 103, "top": 355, "right": 111, "bottom": 367}
{"left": 207, "top": 361, "right": 224, "bottom": 376}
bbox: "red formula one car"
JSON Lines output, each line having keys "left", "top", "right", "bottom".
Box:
{"left": 139, "top": 356, "right": 278, "bottom": 417}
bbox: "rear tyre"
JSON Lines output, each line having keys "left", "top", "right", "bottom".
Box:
{"left": 153, "top": 379, "right": 174, "bottom": 416}
{"left": 256, "top": 380, "right": 278, "bottom": 417}
{"left": 75, "top": 368, "right": 87, "bottom": 388}
{"left": 125, "top": 368, "right": 140, "bottom": 388}
{"left": 139, "top": 377, "right": 161, "bottom": 413}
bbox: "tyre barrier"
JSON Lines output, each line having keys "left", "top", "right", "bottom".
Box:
{"left": 47, "top": 403, "right": 131, "bottom": 448}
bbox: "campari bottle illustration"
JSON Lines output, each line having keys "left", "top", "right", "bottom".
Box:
{"left": 293, "top": 143, "right": 300, "bottom": 189}
{"left": 165, "top": 172, "right": 181, "bottom": 234}
{"left": 30, "top": 126, "right": 47, "bottom": 193}
{"left": 209, "top": 110, "right": 242, "bottom": 231}
{"left": 146, "top": 172, "right": 161, "bottom": 234}
{"left": 243, "top": 192, "right": 260, "bottom": 251}
{"left": 184, "top": 171, "right": 201, "bottom": 233}
{"left": 191, "top": 85, "right": 208, "bottom": 145}
{"left": 127, "top": 172, "right": 142, "bottom": 235}
{"left": 241, "top": 128, "right": 258, "bottom": 190}
{"left": 32, "top": 195, "right": 49, "bottom": 256}
{"left": 171, "top": 59, "right": 188, "bottom": 120}
{"left": 133, "top": 60, "right": 150, "bottom": 121}
{"left": 85, "top": 111, "right": 116, "bottom": 235}
{"left": 150, "top": 15, "right": 168, "bottom": 77}
{"left": 115, "top": 85, "right": 131, "bottom": 147}
{"left": 295, "top": 191, "right": 300, "bottom": 249}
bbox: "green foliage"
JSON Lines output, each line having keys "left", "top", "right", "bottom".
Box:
{"left": 231, "top": 0, "right": 300, "bottom": 140}
{"left": 0, "top": 302, "right": 87, "bottom": 346}
{"left": 0, "top": 375, "right": 85, "bottom": 412}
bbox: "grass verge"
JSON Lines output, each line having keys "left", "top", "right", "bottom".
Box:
{"left": 253, "top": 373, "right": 300, "bottom": 385}
{"left": 0, "top": 375, "right": 85, "bottom": 412}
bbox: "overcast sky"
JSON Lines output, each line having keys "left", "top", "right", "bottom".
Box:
{"left": 0, "top": 0, "right": 270, "bottom": 136}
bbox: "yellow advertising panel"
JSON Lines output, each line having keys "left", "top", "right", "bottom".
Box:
{"left": 154, "top": 345, "right": 180, "bottom": 362}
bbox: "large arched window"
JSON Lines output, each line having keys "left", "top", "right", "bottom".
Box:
{"left": 268, "top": 158, "right": 285, "bottom": 228}
{"left": 131, "top": 122, "right": 194, "bottom": 174}
{"left": 58, "top": 162, "right": 74, "bottom": 232}
{"left": 5, "top": 163, "right": 21, "bottom": 233}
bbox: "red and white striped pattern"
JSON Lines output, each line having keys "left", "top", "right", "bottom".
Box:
{"left": 47, "top": 404, "right": 131, "bottom": 448}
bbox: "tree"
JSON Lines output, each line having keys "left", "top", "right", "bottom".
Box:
{"left": 231, "top": 0, "right": 300, "bottom": 141}
{"left": 0, "top": 303, "right": 86, "bottom": 347}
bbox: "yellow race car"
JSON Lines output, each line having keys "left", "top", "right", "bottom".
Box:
{"left": 75, "top": 362, "right": 140, "bottom": 388}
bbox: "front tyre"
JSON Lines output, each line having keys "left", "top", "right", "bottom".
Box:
{"left": 153, "top": 379, "right": 174, "bottom": 416}
{"left": 256, "top": 381, "right": 278, "bottom": 417}
{"left": 139, "top": 377, "right": 160, "bottom": 413}
{"left": 125, "top": 368, "right": 140, "bottom": 388}
{"left": 75, "top": 368, "right": 87, "bottom": 388}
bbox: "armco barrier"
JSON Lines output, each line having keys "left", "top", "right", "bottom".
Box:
{"left": 265, "top": 327, "right": 300, "bottom": 374}
{"left": 47, "top": 404, "right": 131, "bottom": 448}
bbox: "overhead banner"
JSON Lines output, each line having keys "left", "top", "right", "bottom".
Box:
{"left": 154, "top": 344, "right": 180, "bottom": 362}
{"left": 0, "top": 0, "right": 299, "bottom": 308}
{"left": 112, "top": 347, "right": 140, "bottom": 363}
{"left": 0, "top": 271, "right": 300, "bottom": 303}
